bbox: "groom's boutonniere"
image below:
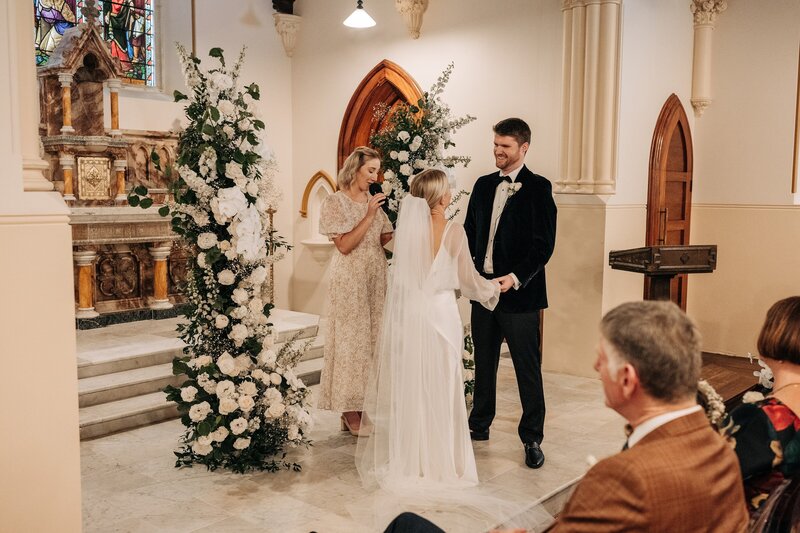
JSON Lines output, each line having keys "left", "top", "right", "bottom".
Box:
{"left": 507, "top": 182, "right": 522, "bottom": 198}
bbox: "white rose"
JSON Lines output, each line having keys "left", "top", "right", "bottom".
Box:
{"left": 267, "top": 402, "right": 286, "bottom": 418}
{"left": 231, "top": 306, "right": 248, "bottom": 320}
{"left": 218, "top": 240, "right": 231, "bottom": 251}
{"left": 224, "top": 248, "right": 238, "bottom": 260}
{"left": 211, "top": 426, "right": 229, "bottom": 442}
{"left": 270, "top": 372, "right": 282, "bottom": 385}
{"left": 246, "top": 181, "right": 259, "bottom": 197}
{"left": 238, "top": 118, "right": 252, "bottom": 131}
{"left": 189, "top": 401, "right": 211, "bottom": 422}
{"left": 209, "top": 71, "right": 233, "bottom": 91}
{"left": 194, "top": 355, "right": 212, "bottom": 367}
{"left": 264, "top": 388, "right": 282, "bottom": 404}
{"left": 232, "top": 205, "right": 263, "bottom": 261}
{"left": 389, "top": 151, "right": 398, "bottom": 160}
{"left": 463, "top": 369, "right": 475, "bottom": 381}
{"left": 234, "top": 354, "right": 252, "bottom": 373}
{"left": 384, "top": 169, "right": 396, "bottom": 181}
{"left": 217, "top": 269, "right": 236, "bottom": 286}
{"left": 197, "top": 435, "right": 212, "bottom": 446}
{"left": 217, "top": 99, "right": 236, "bottom": 117}
{"left": 249, "top": 266, "right": 268, "bottom": 286}
{"left": 251, "top": 369, "right": 266, "bottom": 381}
{"left": 399, "top": 164, "right": 413, "bottom": 176}
{"left": 197, "top": 253, "right": 207, "bottom": 268}
{"left": 215, "top": 380, "right": 236, "bottom": 398}
{"left": 191, "top": 440, "right": 213, "bottom": 456}
{"left": 414, "top": 159, "right": 428, "bottom": 169}
{"left": 197, "top": 232, "right": 218, "bottom": 250}
{"left": 233, "top": 437, "right": 251, "bottom": 450}
{"left": 217, "top": 352, "right": 238, "bottom": 376}
{"left": 214, "top": 315, "right": 229, "bottom": 329}
{"left": 229, "top": 324, "right": 250, "bottom": 346}
{"left": 248, "top": 297, "right": 264, "bottom": 315}
{"left": 218, "top": 397, "right": 239, "bottom": 415}
{"left": 239, "top": 381, "right": 258, "bottom": 396}
{"left": 381, "top": 181, "right": 393, "bottom": 195}
{"left": 287, "top": 425, "right": 300, "bottom": 440}
{"left": 232, "top": 288, "right": 250, "bottom": 305}
{"left": 230, "top": 417, "right": 248, "bottom": 435}
{"left": 180, "top": 386, "right": 198, "bottom": 402}
{"left": 238, "top": 395, "right": 255, "bottom": 412}
{"left": 396, "top": 151, "right": 409, "bottom": 162}
{"left": 397, "top": 131, "right": 411, "bottom": 142}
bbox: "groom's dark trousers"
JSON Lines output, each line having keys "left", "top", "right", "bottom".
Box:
{"left": 465, "top": 166, "right": 557, "bottom": 445}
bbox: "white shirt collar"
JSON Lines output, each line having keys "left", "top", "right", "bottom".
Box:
{"left": 499, "top": 164, "right": 525, "bottom": 182}
{"left": 627, "top": 405, "right": 702, "bottom": 449}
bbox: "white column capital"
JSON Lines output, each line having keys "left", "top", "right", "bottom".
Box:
{"left": 58, "top": 73, "right": 74, "bottom": 87}
{"left": 690, "top": 0, "right": 727, "bottom": 26}
{"left": 273, "top": 13, "right": 302, "bottom": 58}
{"left": 106, "top": 78, "right": 122, "bottom": 91}
{"left": 395, "top": 0, "right": 428, "bottom": 39}
{"left": 148, "top": 244, "right": 172, "bottom": 261}
{"left": 73, "top": 250, "right": 97, "bottom": 266}
{"left": 59, "top": 154, "right": 75, "bottom": 167}
{"left": 113, "top": 159, "right": 127, "bottom": 171}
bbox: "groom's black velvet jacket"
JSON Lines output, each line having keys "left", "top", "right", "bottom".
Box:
{"left": 464, "top": 165, "right": 557, "bottom": 313}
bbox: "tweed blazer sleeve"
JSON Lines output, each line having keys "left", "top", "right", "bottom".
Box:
{"left": 548, "top": 456, "right": 648, "bottom": 532}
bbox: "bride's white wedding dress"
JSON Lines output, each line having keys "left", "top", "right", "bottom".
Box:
{"left": 356, "top": 195, "right": 499, "bottom": 490}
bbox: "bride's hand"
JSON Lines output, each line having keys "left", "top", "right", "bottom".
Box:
{"left": 367, "top": 193, "right": 386, "bottom": 218}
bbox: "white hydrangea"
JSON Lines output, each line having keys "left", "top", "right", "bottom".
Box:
{"left": 287, "top": 425, "right": 300, "bottom": 440}
{"left": 249, "top": 266, "right": 268, "bottom": 286}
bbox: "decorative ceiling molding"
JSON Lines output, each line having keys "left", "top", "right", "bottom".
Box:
{"left": 273, "top": 13, "right": 302, "bottom": 58}
{"left": 395, "top": 0, "right": 428, "bottom": 39}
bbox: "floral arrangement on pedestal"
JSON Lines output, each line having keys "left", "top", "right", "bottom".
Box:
{"left": 370, "top": 63, "right": 476, "bottom": 223}
{"left": 127, "top": 45, "right": 312, "bottom": 473}
{"left": 463, "top": 325, "right": 475, "bottom": 407}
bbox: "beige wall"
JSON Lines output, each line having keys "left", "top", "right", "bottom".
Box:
{"left": 288, "top": 0, "right": 563, "bottom": 314}
{"left": 687, "top": 0, "right": 800, "bottom": 356}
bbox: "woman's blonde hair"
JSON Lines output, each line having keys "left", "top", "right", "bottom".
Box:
{"left": 409, "top": 169, "right": 449, "bottom": 210}
{"left": 338, "top": 146, "right": 380, "bottom": 189}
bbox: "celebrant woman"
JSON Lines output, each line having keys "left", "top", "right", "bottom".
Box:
{"left": 317, "top": 146, "right": 393, "bottom": 436}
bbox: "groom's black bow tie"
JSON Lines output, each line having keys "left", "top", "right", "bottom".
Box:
{"left": 498, "top": 175, "right": 512, "bottom": 183}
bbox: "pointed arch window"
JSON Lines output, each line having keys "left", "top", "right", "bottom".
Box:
{"left": 34, "top": 0, "right": 157, "bottom": 87}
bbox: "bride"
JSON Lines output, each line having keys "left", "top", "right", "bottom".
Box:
{"left": 356, "top": 168, "right": 502, "bottom": 491}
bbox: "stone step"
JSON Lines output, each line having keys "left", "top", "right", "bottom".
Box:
{"left": 78, "top": 363, "right": 183, "bottom": 408}
{"left": 79, "top": 357, "right": 324, "bottom": 440}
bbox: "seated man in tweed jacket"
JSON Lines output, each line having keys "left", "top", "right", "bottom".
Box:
{"left": 547, "top": 301, "right": 748, "bottom": 532}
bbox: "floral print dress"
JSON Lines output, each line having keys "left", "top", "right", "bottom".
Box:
{"left": 729, "top": 396, "right": 800, "bottom": 513}
{"left": 317, "top": 191, "right": 393, "bottom": 412}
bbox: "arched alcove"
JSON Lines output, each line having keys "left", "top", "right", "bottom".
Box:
{"left": 300, "top": 170, "right": 337, "bottom": 262}
{"left": 337, "top": 59, "right": 423, "bottom": 171}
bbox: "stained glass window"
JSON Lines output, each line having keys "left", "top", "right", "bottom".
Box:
{"left": 34, "top": 0, "right": 157, "bottom": 87}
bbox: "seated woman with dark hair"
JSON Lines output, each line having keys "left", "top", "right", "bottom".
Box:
{"left": 729, "top": 296, "right": 800, "bottom": 514}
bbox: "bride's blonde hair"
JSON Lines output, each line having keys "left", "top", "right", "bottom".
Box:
{"left": 409, "top": 169, "right": 449, "bottom": 210}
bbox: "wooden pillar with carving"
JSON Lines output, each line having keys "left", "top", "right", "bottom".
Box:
{"left": 108, "top": 78, "right": 122, "bottom": 136}
{"left": 58, "top": 73, "right": 74, "bottom": 134}
{"left": 113, "top": 158, "right": 127, "bottom": 202}
{"left": 60, "top": 153, "right": 75, "bottom": 201}
{"left": 148, "top": 243, "right": 173, "bottom": 309}
{"left": 73, "top": 250, "right": 99, "bottom": 318}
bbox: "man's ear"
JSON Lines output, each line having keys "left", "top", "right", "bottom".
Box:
{"left": 620, "top": 363, "right": 639, "bottom": 399}
{"left": 521, "top": 142, "right": 530, "bottom": 156}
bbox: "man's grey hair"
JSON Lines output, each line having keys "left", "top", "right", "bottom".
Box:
{"left": 600, "top": 301, "right": 701, "bottom": 403}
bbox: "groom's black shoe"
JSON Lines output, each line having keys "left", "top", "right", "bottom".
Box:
{"left": 524, "top": 442, "right": 545, "bottom": 469}
{"left": 470, "top": 429, "right": 489, "bottom": 441}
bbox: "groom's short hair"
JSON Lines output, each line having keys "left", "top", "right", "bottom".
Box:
{"left": 493, "top": 118, "right": 531, "bottom": 146}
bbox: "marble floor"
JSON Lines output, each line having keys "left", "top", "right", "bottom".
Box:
{"left": 81, "top": 359, "right": 624, "bottom": 533}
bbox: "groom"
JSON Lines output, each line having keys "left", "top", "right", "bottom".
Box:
{"left": 465, "top": 118, "right": 557, "bottom": 469}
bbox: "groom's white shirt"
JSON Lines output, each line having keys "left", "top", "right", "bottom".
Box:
{"left": 483, "top": 164, "right": 524, "bottom": 290}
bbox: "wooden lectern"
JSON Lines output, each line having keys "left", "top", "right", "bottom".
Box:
{"left": 608, "top": 245, "right": 717, "bottom": 301}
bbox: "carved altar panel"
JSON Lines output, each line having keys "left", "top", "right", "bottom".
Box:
{"left": 78, "top": 156, "right": 112, "bottom": 199}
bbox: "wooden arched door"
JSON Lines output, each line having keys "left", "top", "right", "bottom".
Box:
{"left": 338, "top": 59, "right": 423, "bottom": 170}
{"left": 645, "top": 94, "right": 694, "bottom": 309}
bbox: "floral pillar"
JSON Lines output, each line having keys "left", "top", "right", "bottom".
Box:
{"left": 58, "top": 73, "right": 74, "bottom": 134}
{"left": 690, "top": 0, "right": 727, "bottom": 117}
{"left": 60, "top": 154, "right": 76, "bottom": 201}
{"left": 148, "top": 243, "right": 173, "bottom": 309}
{"left": 108, "top": 78, "right": 122, "bottom": 136}
{"left": 73, "top": 250, "right": 99, "bottom": 318}
{"left": 113, "top": 158, "right": 127, "bottom": 202}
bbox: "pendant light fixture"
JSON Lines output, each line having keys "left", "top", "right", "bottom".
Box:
{"left": 343, "top": 0, "right": 376, "bottom": 28}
